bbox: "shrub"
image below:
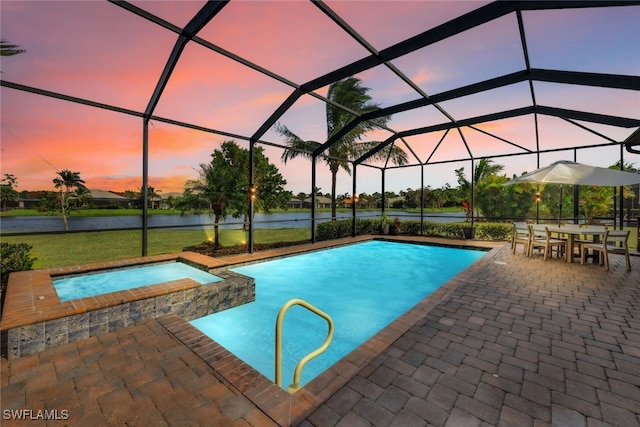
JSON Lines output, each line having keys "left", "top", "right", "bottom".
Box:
{"left": 429, "top": 222, "right": 512, "bottom": 240}
{"left": 317, "top": 219, "right": 376, "bottom": 240}
{"left": 1, "top": 242, "right": 37, "bottom": 285}
{"left": 476, "top": 223, "right": 512, "bottom": 240}
{"left": 421, "top": 221, "right": 444, "bottom": 237}
{"left": 355, "top": 219, "right": 376, "bottom": 235}
{"left": 399, "top": 220, "right": 422, "bottom": 235}
{"left": 316, "top": 218, "right": 512, "bottom": 242}
{"left": 442, "top": 223, "right": 467, "bottom": 238}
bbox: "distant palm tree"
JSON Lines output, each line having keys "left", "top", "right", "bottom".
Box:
{"left": 455, "top": 158, "right": 505, "bottom": 193}
{"left": 276, "top": 77, "right": 407, "bottom": 219}
{"left": 455, "top": 158, "right": 504, "bottom": 219}
{"left": 53, "top": 170, "right": 86, "bottom": 231}
{"left": 139, "top": 186, "right": 162, "bottom": 209}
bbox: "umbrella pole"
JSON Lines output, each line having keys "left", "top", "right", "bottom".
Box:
{"left": 558, "top": 184, "right": 563, "bottom": 227}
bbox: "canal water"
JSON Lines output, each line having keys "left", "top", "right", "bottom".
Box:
{"left": 1, "top": 211, "right": 462, "bottom": 234}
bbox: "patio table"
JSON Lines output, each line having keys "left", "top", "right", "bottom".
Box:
{"left": 547, "top": 225, "right": 606, "bottom": 263}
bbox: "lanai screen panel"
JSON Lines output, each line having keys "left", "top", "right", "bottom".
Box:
{"left": 153, "top": 41, "right": 296, "bottom": 137}
{"left": 1, "top": 1, "right": 176, "bottom": 111}
{"left": 1, "top": 0, "right": 638, "bottom": 201}
{"left": 523, "top": 6, "right": 640, "bottom": 75}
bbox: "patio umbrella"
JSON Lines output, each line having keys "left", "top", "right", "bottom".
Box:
{"left": 505, "top": 160, "right": 640, "bottom": 225}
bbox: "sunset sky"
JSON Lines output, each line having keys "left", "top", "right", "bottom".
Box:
{"left": 1, "top": 1, "right": 639, "bottom": 197}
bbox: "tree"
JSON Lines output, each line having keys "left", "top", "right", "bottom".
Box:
{"left": 455, "top": 159, "right": 505, "bottom": 218}
{"left": 252, "top": 147, "right": 292, "bottom": 216}
{"left": 123, "top": 190, "right": 141, "bottom": 208}
{"left": 164, "top": 194, "right": 176, "bottom": 209}
{"left": 52, "top": 169, "right": 87, "bottom": 231}
{"left": 404, "top": 187, "right": 431, "bottom": 209}
{"left": 578, "top": 161, "right": 638, "bottom": 221}
{"left": 174, "top": 187, "right": 209, "bottom": 214}
{"left": 276, "top": 77, "right": 408, "bottom": 220}
{"left": 475, "top": 174, "right": 536, "bottom": 220}
{"left": 455, "top": 159, "right": 505, "bottom": 195}
{"left": 138, "top": 186, "right": 162, "bottom": 209}
{"left": 184, "top": 140, "right": 291, "bottom": 246}
{"left": 188, "top": 145, "right": 245, "bottom": 247}
{"left": 38, "top": 191, "right": 58, "bottom": 212}
{"left": 0, "top": 173, "right": 19, "bottom": 211}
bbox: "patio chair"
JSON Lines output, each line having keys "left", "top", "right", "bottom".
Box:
{"left": 512, "top": 222, "right": 531, "bottom": 255}
{"left": 528, "top": 225, "right": 567, "bottom": 261}
{"left": 575, "top": 224, "right": 607, "bottom": 260}
{"left": 580, "top": 229, "right": 631, "bottom": 271}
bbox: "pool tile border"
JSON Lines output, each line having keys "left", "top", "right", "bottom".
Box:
{"left": 161, "top": 238, "right": 503, "bottom": 426}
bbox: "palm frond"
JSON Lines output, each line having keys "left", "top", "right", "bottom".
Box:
{"left": 351, "top": 141, "right": 408, "bottom": 166}
{"left": 0, "top": 39, "right": 25, "bottom": 57}
{"left": 274, "top": 123, "right": 321, "bottom": 163}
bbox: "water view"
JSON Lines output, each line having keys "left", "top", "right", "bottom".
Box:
{"left": 1, "top": 211, "right": 463, "bottom": 234}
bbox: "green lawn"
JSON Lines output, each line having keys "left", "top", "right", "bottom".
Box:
{"left": 2, "top": 223, "right": 636, "bottom": 270}
{"left": 1, "top": 228, "right": 311, "bottom": 269}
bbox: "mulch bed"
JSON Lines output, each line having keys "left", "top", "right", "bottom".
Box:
{"left": 183, "top": 240, "right": 311, "bottom": 257}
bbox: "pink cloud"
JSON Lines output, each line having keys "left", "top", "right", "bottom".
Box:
{"left": 1, "top": 1, "right": 637, "bottom": 198}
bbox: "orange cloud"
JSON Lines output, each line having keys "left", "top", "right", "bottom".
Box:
{"left": 88, "top": 174, "right": 192, "bottom": 194}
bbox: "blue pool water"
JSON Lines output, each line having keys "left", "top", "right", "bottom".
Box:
{"left": 190, "top": 241, "right": 485, "bottom": 389}
{"left": 53, "top": 262, "right": 222, "bottom": 302}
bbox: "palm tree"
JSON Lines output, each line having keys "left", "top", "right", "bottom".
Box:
{"left": 455, "top": 159, "right": 505, "bottom": 193}
{"left": 1, "top": 39, "right": 25, "bottom": 74}
{"left": 276, "top": 77, "right": 407, "bottom": 219}
{"left": 53, "top": 169, "right": 87, "bottom": 231}
{"left": 187, "top": 143, "right": 247, "bottom": 247}
{"left": 455, "top": 158, "right": 504, "bottom": 219}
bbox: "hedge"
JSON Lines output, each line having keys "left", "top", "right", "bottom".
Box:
{"left": 316, "top": 219, "right": 512, "bottom": 241}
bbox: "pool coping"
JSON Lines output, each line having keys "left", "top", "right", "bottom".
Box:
{"left": 0, "top": 251, "right": 224, "bottom": 331}
{"left": 158, "top": 236, "right": 504, "bottom": 426}
{"left": 0, "top": 251, "right": 257, "bottom": 359}
{"left": 0, "top": 235, "right": 503, "bottom": 424}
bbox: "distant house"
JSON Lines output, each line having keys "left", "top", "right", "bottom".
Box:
{"left": 285, "top": 196, "right": 332, "bottom": 209}
{"left": 159, "top": 192, "right": 182, "bottom": 209}
{"left": 87, "top": 189, "right": 133, "bottom": 208}
{"left": 305, "top": 196, "right": 332, "bottom": 209}
{"left": 16, "top": 195, "right": 41, "bottom": 209}
{"left": 286, "top": 198, "right": 305, "bottom": 209}
{"left": 14, "top": 189, "right": 133, "bottom": 210}
{"left": 343, "top": 196, "right": 369, "bottom": 209}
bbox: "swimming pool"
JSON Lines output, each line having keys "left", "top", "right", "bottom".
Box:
{"left": 190, "top": 240, "right": 485, "bottom": 390}
{"left": 53, "top": 261, "right": 223, "bottom": 302}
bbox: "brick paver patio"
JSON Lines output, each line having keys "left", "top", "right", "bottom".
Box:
{"left": 1, "top": 238, "right": 639, "bottom": 426}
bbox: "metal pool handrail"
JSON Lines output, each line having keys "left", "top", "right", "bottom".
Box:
{"left": 275, "top": 298, "right": 334, "bottom": 393}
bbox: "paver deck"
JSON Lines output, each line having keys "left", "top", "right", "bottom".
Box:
{"left": 1, "top": 236, "right": 639, "bottom": 426}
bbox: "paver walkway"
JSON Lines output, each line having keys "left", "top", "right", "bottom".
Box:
{"left": 1, "top": 317, "right": 277, "bottom": 426}
{"left": 1, "top": 238, "right": 639, "bottom": 426}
